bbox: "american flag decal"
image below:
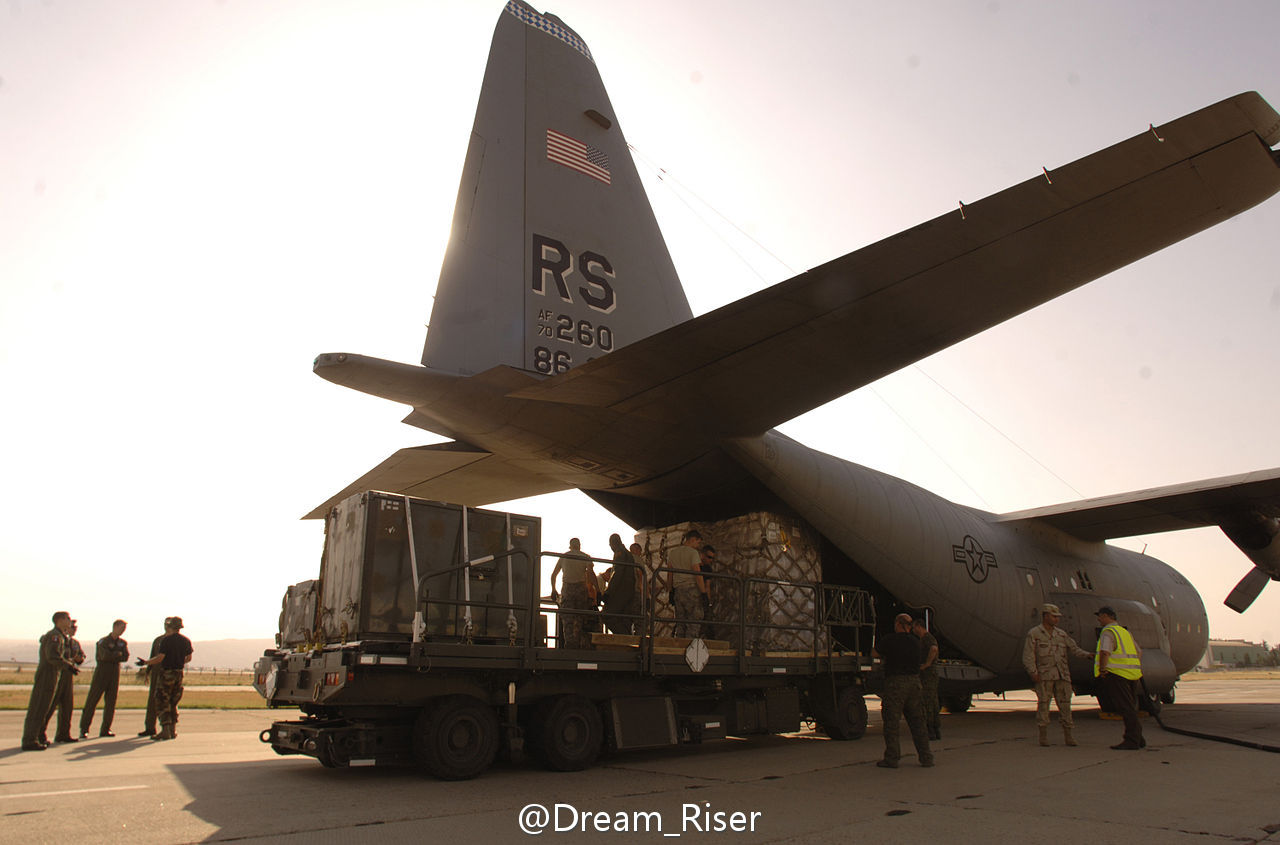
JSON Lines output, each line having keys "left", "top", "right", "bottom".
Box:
{"left": 546, "top": 129, "right": 611, "bottom": 185}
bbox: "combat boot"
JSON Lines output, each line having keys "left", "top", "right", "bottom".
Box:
{"left": 1063, "top": 726, "right": 1078, "bottom": 746}
{"left": 1038, "top": 725, "right": 1049, "bottom": 747}
{"left": 151, "top": 726, "right": 174, "bottom": 742}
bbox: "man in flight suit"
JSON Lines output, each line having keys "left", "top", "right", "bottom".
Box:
{"left": 79, "top": 619, "right": 129, "bottom": 738}
{"left": 50, "top": 620, "right": 85, "bottom": 743}
{"left": 138, "top": 620, "right": 169, "bottom": 737}
{"left": 21, "top": 612, "right": 73, "bottom": 751}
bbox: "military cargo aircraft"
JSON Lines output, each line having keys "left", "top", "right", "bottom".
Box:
{"left": 307, "top": 1, "right": 1280, "bottom": 707}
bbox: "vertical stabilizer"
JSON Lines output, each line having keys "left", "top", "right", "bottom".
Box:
{"left": 422, "top": 1, "right": 692, "bottom": 377}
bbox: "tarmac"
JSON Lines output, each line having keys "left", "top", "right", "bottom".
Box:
{"left": 2, "top": 679, "right": 1277, "bottom": 844}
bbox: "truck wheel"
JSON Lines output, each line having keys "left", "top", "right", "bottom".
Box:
{"left": 529, "top": 695, "right": 602, "bottom": 771}
{"left": 816, "top": 686, "right": 868, "bottom": 740}
{"left": 942, "top": 693, "right": 971, "bottom": 714}
{"left": 413, "top": 695, "right": 499, "bottom": 781}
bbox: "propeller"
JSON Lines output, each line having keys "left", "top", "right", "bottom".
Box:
{"left": 1225, "top": 565, "right": 1273, "bottom": 613}
{"left": 1220, "top": 512, "right": 1280, "bottom": 613}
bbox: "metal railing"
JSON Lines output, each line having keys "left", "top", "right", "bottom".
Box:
{"left": 405, "top": 548, "right": 875, "bottom": 675}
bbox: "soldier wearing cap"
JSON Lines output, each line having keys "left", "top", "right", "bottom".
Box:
{"left": 141, "top": 616, "right": 193, "bottom": 741}
{"left": 1022, "top": 603, "right": 1093, "bottom": 747}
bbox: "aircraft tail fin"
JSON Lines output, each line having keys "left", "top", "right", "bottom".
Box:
{"left": 421, "top": 1, "right": 692, "bottom": 378}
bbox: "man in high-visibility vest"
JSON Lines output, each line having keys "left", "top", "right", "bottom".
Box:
{"left": 1094, "top": 606, "right": 1145, "bottom": 750}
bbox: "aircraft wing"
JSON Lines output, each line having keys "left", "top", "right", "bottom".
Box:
{"left": 303, "top": 441, "right": 571, "bottom": 519}
{"left": 510, "top": 93, "right": 1280, "bottom": 436}
{"left": 992, "top": 467, "right": 1280, "bottom": 541}
{"left": 996, "top": 467, "right": 1280, "bottom": 612}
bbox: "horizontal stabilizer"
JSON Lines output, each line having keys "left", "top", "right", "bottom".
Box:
{"left": 303, "top": 441, "right": 570, "bottom": 519}
{"left": 995, "top": 467, "right": 1280, "bottom": 540}
{"left": 511, "top": 93, "right": 1280, "bottom": 437}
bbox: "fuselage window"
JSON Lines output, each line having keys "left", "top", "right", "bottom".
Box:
{"left": 1069, "top": 577, "right": 1078, "bottom": 589}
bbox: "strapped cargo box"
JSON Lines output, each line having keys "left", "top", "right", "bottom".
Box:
{"left": 636, "top": 512, "right": 825, "bottom": 653}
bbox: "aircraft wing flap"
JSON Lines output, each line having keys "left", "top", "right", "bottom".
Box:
{"left": 994, "top": 467, "right": 1280, "bottom": 541}
{"left": 303, "top": 441, "right": 570, "bottom": 519}
{"left": 509, "top": 93, "right": 1280, "bottom": 435}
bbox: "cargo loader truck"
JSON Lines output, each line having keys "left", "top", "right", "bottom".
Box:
{"left": 254, "top": 491, "right": 877, "bottom": 779}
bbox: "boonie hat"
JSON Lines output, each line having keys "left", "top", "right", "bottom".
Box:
{"left": 1040, "top": 603, "right": 1061, "bottom": 615}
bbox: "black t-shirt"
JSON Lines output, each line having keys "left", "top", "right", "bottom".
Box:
{"left": 878, "top": 631, "right": 924, "bottom": 676}
{"left": 603, "top": 550, "right": 636, "bottom": 608}
{"left": 158, "top": 633, "right": 193, "bottom": 670}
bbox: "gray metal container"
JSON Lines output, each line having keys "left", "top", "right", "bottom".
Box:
{"left": 317, "top": 491, "right": 541, "bottom": 643}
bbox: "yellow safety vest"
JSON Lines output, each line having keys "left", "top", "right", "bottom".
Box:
{"left": 1094, "top": 623, "right": 1142, "bottom": 679}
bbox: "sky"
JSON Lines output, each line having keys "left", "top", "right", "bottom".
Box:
{"left": 2, "top": 0, "right": 1278, "bottom": 651}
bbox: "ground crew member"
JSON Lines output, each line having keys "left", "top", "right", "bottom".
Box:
{"left": 697, "top": 545, "right": 721, "bottom": 641}
{"left": 667, "top": 530, "right": 705, "bottom": 638}
{"left": 549, "top": 539, "right": 598, "bottom": 649}
{"left": 138, "top": 621, "right": 168, "bottom": 737}
{"left": 79, "top": 619, "right": 128, "bottom": 738}
{"left": 871, "top": 613, "right": 934, "bottom": 768}
{"left": 50, "top": 620, "right": 85, "bottom": 743}
{"left": 1094, "top": 605, "right": 1145, "bottom": 750}
{"left": 601, "top": 534, "right": 640, "bottom": 635}
{"left": 912, "top": 617, "right": 941, "bottom": 740}
{"left": 21, "top": 612, "right": 74, "bottom": 751}
{"left": 1022, "top": 603, "right": 1092, "bottom": 747}
{"left": 142, "top": 617, "right": 193, "bottom": 741}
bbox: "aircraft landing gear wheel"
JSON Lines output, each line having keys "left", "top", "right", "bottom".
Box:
{"left": 1159, "top": 688, "right": 1175, "bottom": 705}
{"left": 814, "top": 686, "right": 868, "bottom": 740}
{"left": 942, "top": 693, "right": 972, "bottom": 714}
{"left": 528, "top": 695, "right": 602, "bottom": 771}
{"left": 413, "top": 695, "right": 499, "bottom": 781}
{"left": 1139, "top": 690, "right": 1162, "bottom": 716}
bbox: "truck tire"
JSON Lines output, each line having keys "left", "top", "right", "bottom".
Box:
{"left": 528, "top": 695, "right": 602, "bottom": 771}
{"left": 815, "top": 686, "right": 868, "bottom": 740}
{"left": 413, "top": 695, "right": 499, "bottom": 781}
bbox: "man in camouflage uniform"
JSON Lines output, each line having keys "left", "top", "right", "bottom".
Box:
{"left": 872, "top": 613, "right": 934, "bottom": 768}
{"left": 79, "top": 619, "right": 128, "bottom": 738}
{"left": 50, "top": 620, "right": 86, "bottom": 743}
{"left": 21, "top": 612, "right": 74, "bottom": 750}
{"left": 142, "top": 617, "right": 193, "bottom": 741}
{"left": 912, "top": 617, "right": 941, "bottom": 741}
{"left": 1022, "top": 602, "right": 1093, "bottom": 747}
{"left": 549, "top": 539, "right": 599, "bottom": 649}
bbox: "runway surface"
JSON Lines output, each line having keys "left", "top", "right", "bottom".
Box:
{"left": 3, "top": 679, "right": 1277, "bottom": 844}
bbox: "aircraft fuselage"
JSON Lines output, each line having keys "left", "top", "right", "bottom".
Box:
{"left": 730, "top": 433, "right": 1206, "bottom": 695}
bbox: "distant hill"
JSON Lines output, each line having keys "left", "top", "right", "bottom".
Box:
{"left": 0, "top": 637, "right": 275, "bottom": 670}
